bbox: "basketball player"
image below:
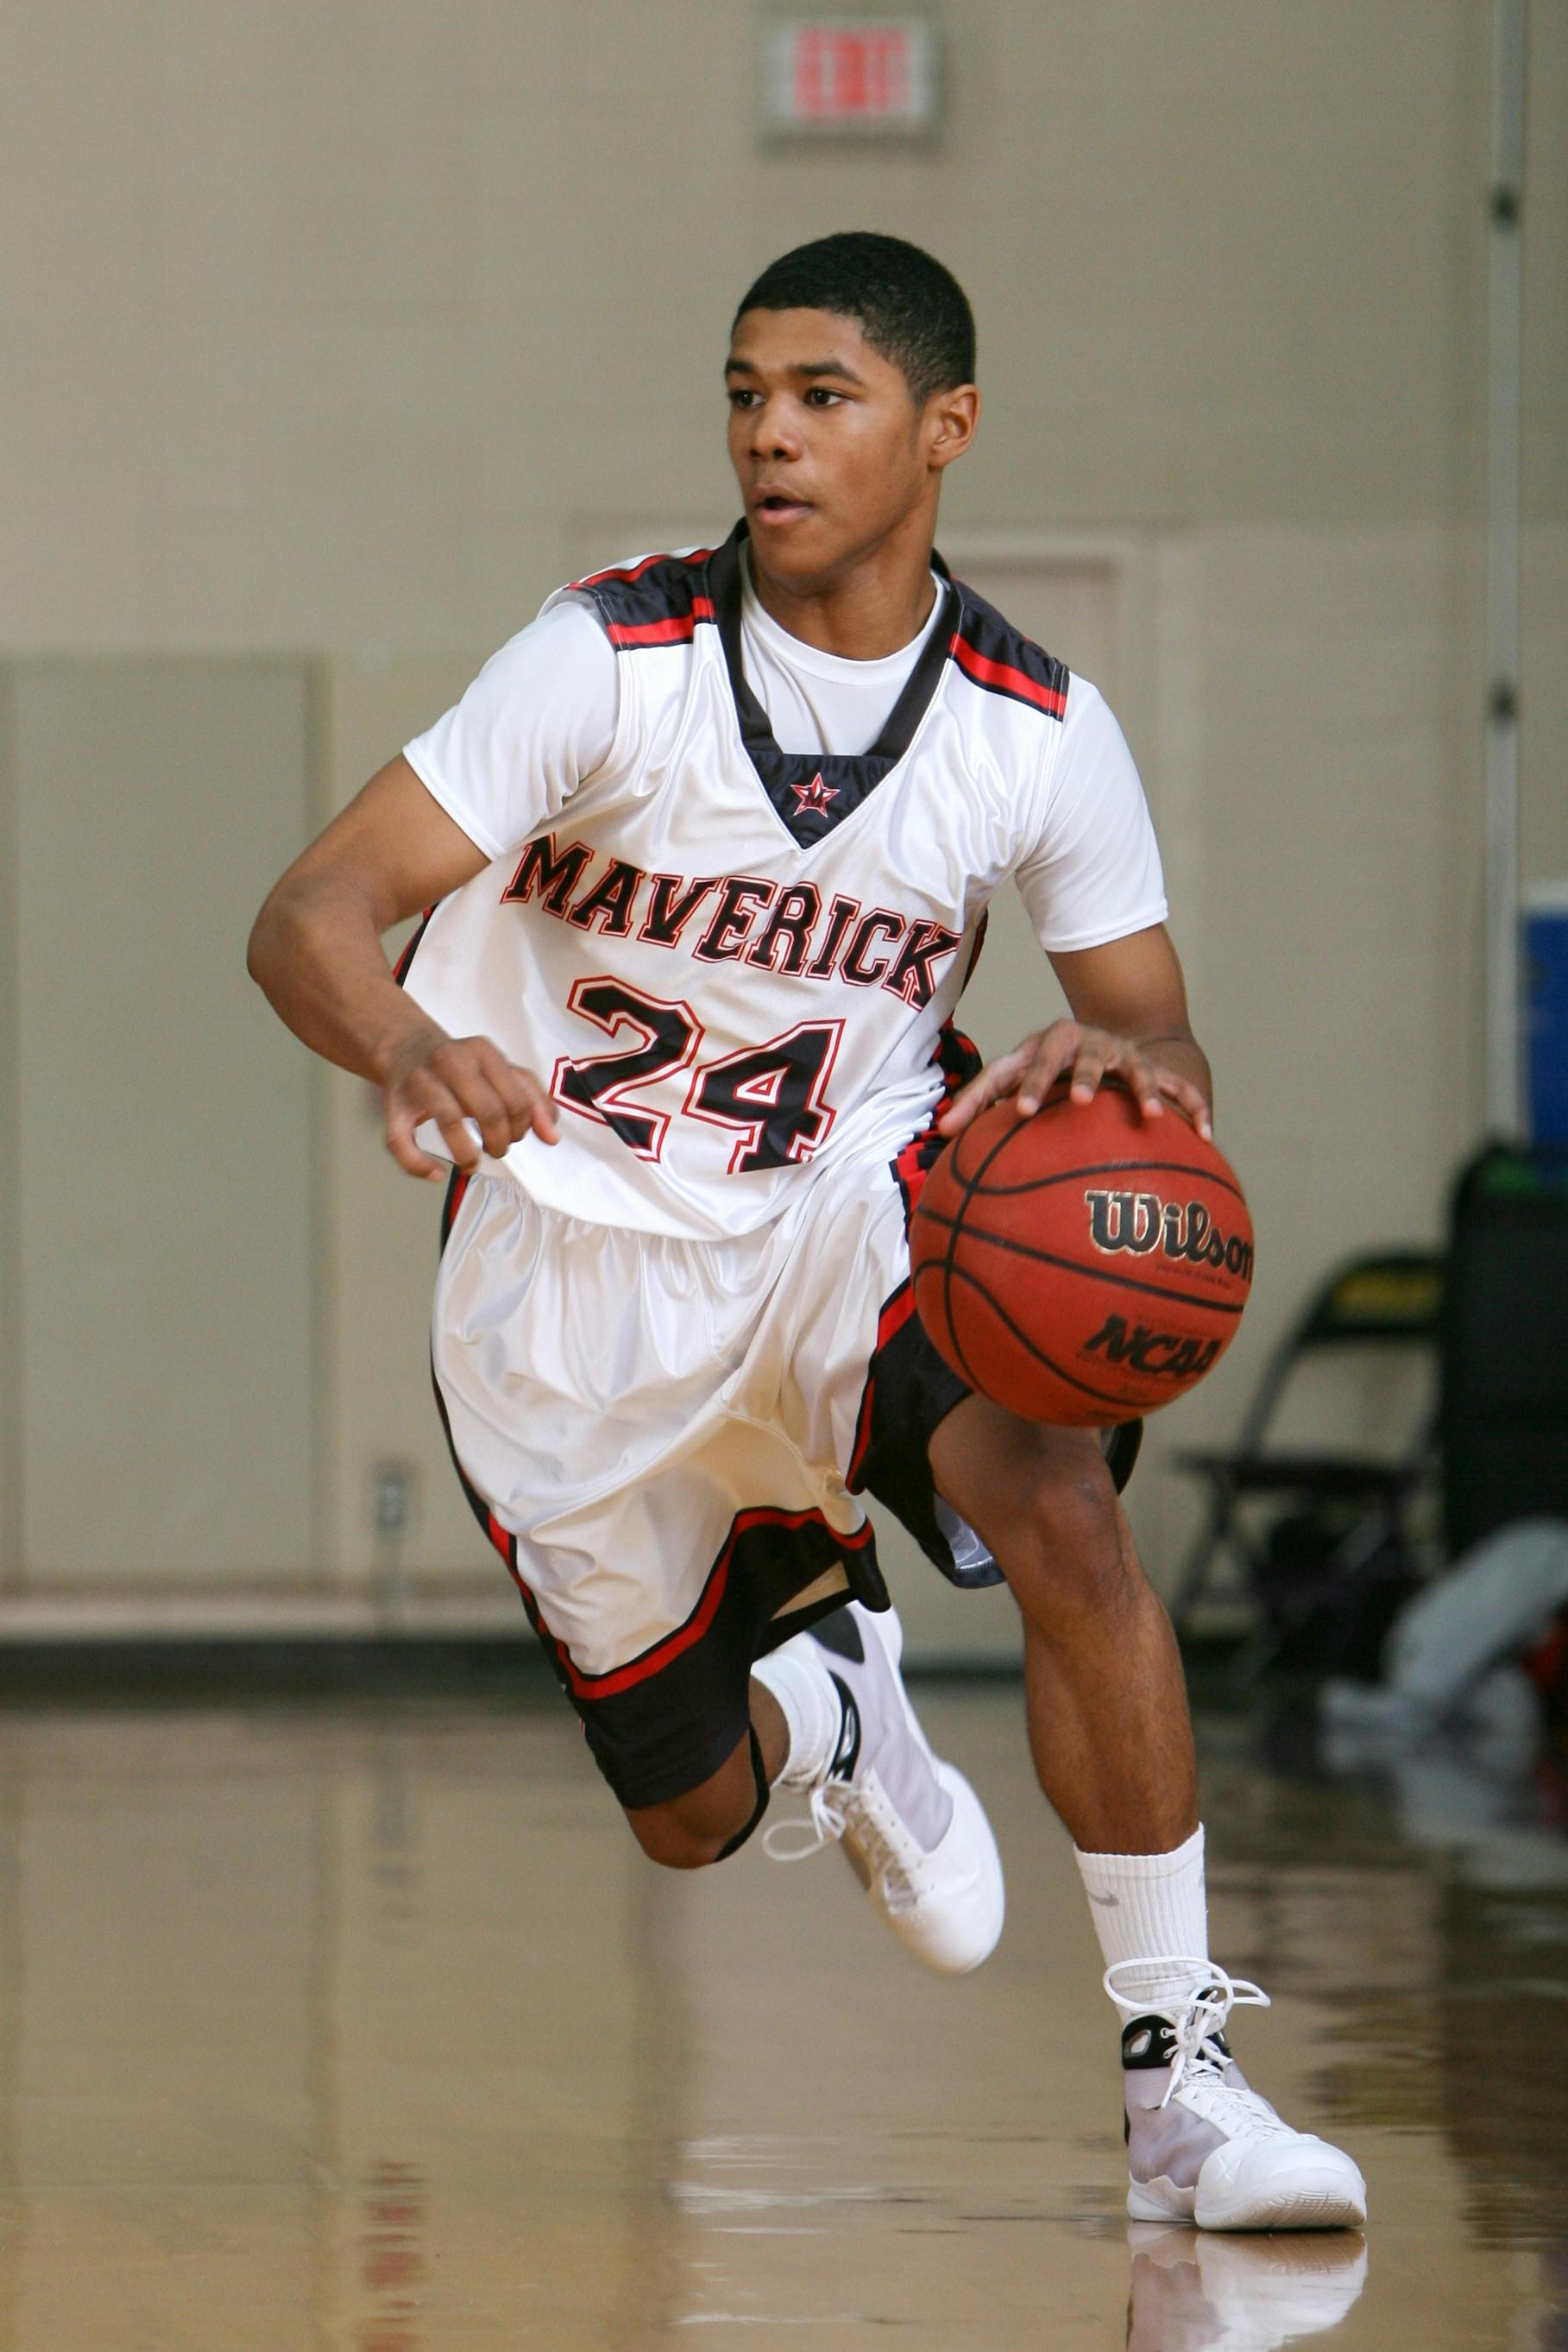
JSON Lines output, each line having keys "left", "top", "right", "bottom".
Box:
{"left": 250, "top": 234, "right": 1365, "bottom": 2233}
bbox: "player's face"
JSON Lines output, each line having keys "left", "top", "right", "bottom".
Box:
{"left": 725, "top": 308, "right": 973, "bottom": 589}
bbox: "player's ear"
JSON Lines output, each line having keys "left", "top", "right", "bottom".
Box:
{"left": 926, "top": 382, "right": 979, "bottom": 471}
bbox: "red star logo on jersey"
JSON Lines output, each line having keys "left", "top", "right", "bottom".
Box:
{"left": 790, "top": 771, "right": 840, "bottom": 817}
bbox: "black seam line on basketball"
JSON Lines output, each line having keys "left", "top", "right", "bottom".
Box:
{"left": 941, "top": 1107, "right": 1073, "bottom": 1391}
{"left": 939, "top": 1184, "right": 982, "bottom": 1391}
{"left": 951, "top": 1151, "right": 1247, "bottom": 1206}
{"left": 935, "top": 1131, "right": 985, "bottom": 1390}
{"left": 913, "top": 1212, "right": 1247, "bottom": 1316}
{"left": 940, "top": 1107, "right": 1061, "bottom": 1396}
{"left": 939, "top": 1264, "right": 1156, "bottom": 1407}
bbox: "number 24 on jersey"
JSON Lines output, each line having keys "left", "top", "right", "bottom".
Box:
{"left": 552, "top": 977, "right": 842, "bottom": 1174}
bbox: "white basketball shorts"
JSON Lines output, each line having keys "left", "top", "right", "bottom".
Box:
{"left": 431, "top": 1031, "right": 985, "bottom": 1808}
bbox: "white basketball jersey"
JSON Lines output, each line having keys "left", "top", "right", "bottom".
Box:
{"left": 399, "top": 526, "right": 1165, "bottom": 1243}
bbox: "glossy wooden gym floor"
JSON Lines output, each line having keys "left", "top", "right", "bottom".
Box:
{"left": 0, "top": 1680, "right": 1559, "bottom": 2349}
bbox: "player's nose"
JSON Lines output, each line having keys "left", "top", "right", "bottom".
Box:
{"left": 746, "top": 394, "right": 804, "bottom": 463}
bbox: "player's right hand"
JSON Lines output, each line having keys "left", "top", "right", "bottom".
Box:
{"left": 381, "top": 1031, "right": 559, "bottom": 1182}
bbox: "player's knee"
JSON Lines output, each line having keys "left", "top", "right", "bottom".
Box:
{"left": 623, "top": 1791, "right": 745, "bottom": 1871}
{"left": 1000, "top": 1452, "right": 1130, "bottom": 1618}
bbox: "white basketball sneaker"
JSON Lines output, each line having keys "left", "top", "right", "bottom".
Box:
{"left": 763, "top": 1603, "right": 1004, "bottom": 1975}
{"left": 1126, "top": 2223, "right": 1368, "bottom": 2351}
{"left": 1109, "top": 1961, "right": 1368, "bottom": 2232}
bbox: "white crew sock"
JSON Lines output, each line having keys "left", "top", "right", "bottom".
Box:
{"left": 751, "top": 1640, "right": 843, "bottom": 1789}
{"left": 1075, "top": 1825, "right": 1209, "bottom": 2015}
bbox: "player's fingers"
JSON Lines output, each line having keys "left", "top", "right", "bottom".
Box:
{"left": 938, "top": 1057, "right": 1014, "bottom": 1134}
{"left": 1067, "top": 1037, "right": 1110, "bottom": 1107}
{"left": 434, "top": 1104, "right": 487, "bottom": 1171}
{"left": 450, "top": 1069, "right": 515, "bottom": 1163}
{"left": 473, "top": 1044, "right": 560, "bottom": 1146}
{"left": 938, "top": 1046, "right": 1031, "bottom": 1134}
{"left": 1102, "top": 1041, "right": 1165, "bottom": 1120}
{"left": 1157, "top": 1070, "right": 1214, "bottom": 1140}
{"left": 526, "top": 1080, "right": 559, "bottom": 1144}
{"left": 1016, "top": 1032, "right": 1077, "bottom": 1116}
{"left": 385, "top": 1095, "right": 450, "bottom": 1183}
{"left": 469, "top": 1042, "right": 540, "bottom": 1139}
{"left": 398, "top": 1070, "right": 485, "bottom": 1173}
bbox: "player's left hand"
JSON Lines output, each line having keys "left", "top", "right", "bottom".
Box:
{"left": 938, "top": 1019, "right": 1212, "bottom": 1139}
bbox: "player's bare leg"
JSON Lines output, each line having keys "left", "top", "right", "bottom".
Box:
{"left": 930, "top": 1392, "right": 1366, "bottom": 2232}
{"left": 929, "top": 1397, "right": 1194, "bottom": 1853}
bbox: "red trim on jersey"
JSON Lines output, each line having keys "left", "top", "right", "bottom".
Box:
{"left": 444, "top": 1169, "right": 471, "bottom": 1237}
{"left": 576, "top": 547, "right": 715, "bottom": 590}
{"left": 893, "top": 1126, "right": 930, "bottom": 1209}
{"left": 847, "top": 1284, "right": 917, "bottom": 1489}
{"left": 950, "top": 634, "right": 1067, "bottom": 716}
{"left": 606, "top": 596, "right": 716, "bottom": 648}
{"left": 891, "top": 1069, "right": 959, "bottom": 1219}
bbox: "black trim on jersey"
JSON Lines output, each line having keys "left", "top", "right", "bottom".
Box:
{"left": 945, "top": 576, "right": 1071, "bottom": 720}
{"left": 572, "top": 526, "right": 1069, "bottom": 844}
{"left": 570, "top": 545, "right": 716, "bottom": 648}
{"left": 708, "top": 526, "right": 960, "bottom": 852}
{"left": 393, "top": 903, "right": 436, "bottom": 987}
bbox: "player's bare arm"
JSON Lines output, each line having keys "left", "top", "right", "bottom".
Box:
{"left": 939, "top": 923, "right": 1212, "bottom": 1140}
{"left": 247, "top": 754, "right": 559, "bottom": 1182}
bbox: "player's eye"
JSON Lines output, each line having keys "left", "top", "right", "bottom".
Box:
{"left": 804, "top": 387, "right": 843, "bottom": 407}
{"left": 727, "top": 388, "right": 760, "bottom": 408}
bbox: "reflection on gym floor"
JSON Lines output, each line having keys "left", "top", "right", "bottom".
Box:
{"left": 0, "top": 1684, "right": 1559, "bottom": 2349}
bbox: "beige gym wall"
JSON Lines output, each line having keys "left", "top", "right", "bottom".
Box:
{"left": 0, "top": 1, "right": 1563, "bottom": 1601}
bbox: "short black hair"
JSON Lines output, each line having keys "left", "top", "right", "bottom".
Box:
{"left": 732, "top": 232, "right": 975, "bottom": 404}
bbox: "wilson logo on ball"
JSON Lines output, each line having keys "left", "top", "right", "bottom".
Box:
{"left": 1084, "top": 1189, "right": 1255, "bottom": 1283}
{"left": 909, "top": 1085, "right": 1256, "bottom": 1426}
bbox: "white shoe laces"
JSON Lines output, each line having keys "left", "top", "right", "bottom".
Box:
{"left": 1105, "top": 1958, "right": 1281, "bottom": 2119}
{"left": 763, "top": 1779, "right": 920, "bottom": 1918}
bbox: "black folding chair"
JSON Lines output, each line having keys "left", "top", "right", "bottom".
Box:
{"left": 1441, "top": 1143, "right": 1568, "bottom": 1555}
{"left": 1169, "top": 1249, "right": 1445, "bottom": 1639}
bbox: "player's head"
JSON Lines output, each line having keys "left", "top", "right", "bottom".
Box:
{"left": 734, "top": 233, "right": 975, "bottom": 406}
{"left": 727, "top": 232, "right": 979, "bottom": 591}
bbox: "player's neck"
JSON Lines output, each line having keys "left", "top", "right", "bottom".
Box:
{"left": 746, "top": 525, "right": 941, "bottom": 662}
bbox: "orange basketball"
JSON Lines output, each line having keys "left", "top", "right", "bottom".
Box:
{"left": 910, "top": 1082, "right": 1254, "bottom": 1426}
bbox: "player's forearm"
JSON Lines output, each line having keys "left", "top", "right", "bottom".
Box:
{"left": 247, "top": 873, "right": 447, "bottom": 1085}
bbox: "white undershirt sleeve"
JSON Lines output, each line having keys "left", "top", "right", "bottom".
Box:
{"left": 1013, "top": 676, "right": 1168, "bottom": 954}
{"left": 401, "top": 596, "right": 620, "bottom": 863}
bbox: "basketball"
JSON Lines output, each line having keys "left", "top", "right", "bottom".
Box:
{"left": 910, "top": 1082, "right": 1254, "bottom": 1425}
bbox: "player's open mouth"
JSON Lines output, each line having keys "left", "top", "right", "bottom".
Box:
{"left": 752, "top": 490, "right": 813, "bottom": 524}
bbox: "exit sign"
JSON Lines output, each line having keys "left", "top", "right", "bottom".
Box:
{"left": 760, "top": 16, "right": 942, "bottom": 137}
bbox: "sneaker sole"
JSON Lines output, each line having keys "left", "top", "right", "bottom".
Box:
{"left": 1128, "top": 2176, "right": 1368, "bottom": 2231}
